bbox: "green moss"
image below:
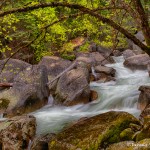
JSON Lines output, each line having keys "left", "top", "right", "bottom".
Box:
{"left": 61, "top": 54, "right": 76, "bottom": 61}
{"left": 120, "top": 128, "right": 134, "bottom": 141}
{"left": 49, "top": 112, "right": 140, "bottom": 150}
{"left": 0, "top": 98, "right": 9, "bottom": 109}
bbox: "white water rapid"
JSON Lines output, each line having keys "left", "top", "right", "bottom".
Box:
{"left": 32, "top": 56, "right": 150, "bottom": 135}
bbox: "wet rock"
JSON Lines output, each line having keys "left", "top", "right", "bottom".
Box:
{"left": 90, "top": 90, "right": 98, "bottom": 101}
{"left": 123, "top": 49, "right": 136, "bottom": 59}
{"left": 48, "top": 111, "right": 140, "bottom": 149}
{"left": 138, "top": 86, "right": 150, "bottom": 111}
{"left": 140, "top": 104, "right": 150, "bottom": 123}
{"left": 55, "top": 67, "right": 90, "bottom": 106}
{"left": 90, "top": 65, "right": 115, "bottom": 82}
{"left": 90, "top": 72, "right": 115, "bottom": 82}
{"left": 0, "top": 65, "right": 49, "bottom": 117}
{"left": 0, "top": 115, "right": 36, "bottom": 150}
{"left": 31, "top": 134, "right": 54, "bottom": 150}
{"left": 76, "top": 52, "right": 111, "bottom": 67}
{"left": 94, "top": 65, "right": 116, "bottom": 77}
{"left": 135, "top": 122, "right": 150, "bottom": 141}
{"left": 124, "top": 54, "right": 150, "bottom": 70}
{"left": 0, "top": 58, "right": 30, "bottom": 90}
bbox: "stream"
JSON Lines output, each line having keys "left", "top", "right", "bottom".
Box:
{"left": 32, "top": 56, "right": 150, "bottom": 135}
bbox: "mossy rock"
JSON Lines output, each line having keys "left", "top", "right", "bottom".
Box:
{"left": 120, "top": 128, "right": 135, "bottom": 141}
{"left": 106, "top": 141, "right": 135, "bottom": 150}
{"left": 0, "top": 98, "right": 9, "bottom": 109}
{"left": 106, "top": 139, "right": 150, "bottom": 150}
{"left": 48, "top": 111, "right": 140, "bottom": 150}
{"left": 135, "top": 121, "right": 150, "bottom": 141}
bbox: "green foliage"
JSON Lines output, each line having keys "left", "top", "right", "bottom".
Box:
{"left": 0, "top": 0, "right": 149, "bottom": 61}
{"left": 78, "top": 41, "right": 90, "bottom": 52}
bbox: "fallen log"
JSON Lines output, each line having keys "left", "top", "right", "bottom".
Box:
{"left": 0, "top": 83, "right": 13, "bottom": 87}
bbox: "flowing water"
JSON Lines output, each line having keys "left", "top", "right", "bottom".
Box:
{"left": 31, "top": 56, "right": 150, "bottom": 135}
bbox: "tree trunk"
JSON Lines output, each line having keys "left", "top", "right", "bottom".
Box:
{"left": 133, "top": 0, "right": 150, "bottom": 46}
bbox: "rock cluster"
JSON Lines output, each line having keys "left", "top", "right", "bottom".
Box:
{"left": 0, "top": 39, "right": 150, "bottom": 149}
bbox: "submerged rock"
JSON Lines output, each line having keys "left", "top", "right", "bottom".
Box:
{"left": 124, "top": 54, "right": 150, "bottom": 70}
{"left": 0, "top": 115, "right": 36, "bottom": 150}
{"left": 48, "top": 111, "right": 140, "bottom": 149}
{"left": 0, "top": 65, "right": 49, "bottom": 117}
{"left": 90, "top": 90, "right": 98, "bottom": 101}
{"left": 55, "top": 67, "right": 90, "bottom": 106}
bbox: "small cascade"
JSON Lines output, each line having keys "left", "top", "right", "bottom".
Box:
{"left": 27, "top": 139, "right": 32, "bottom": 150}
{"left": 32, "top": 56, "right": 150, "bottom": 135}
{"left": 0, "top": 113, "right": 3, "bottom": 118}
{"left": 91, "top": 66, "right": 97, "bottom": 80}
{"left": 48, "top": 95, "right": 54, "bottom": 105}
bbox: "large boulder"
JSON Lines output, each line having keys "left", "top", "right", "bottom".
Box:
{"left": 39, "top": 56, "right": 71, "bottom": 80}
{"left": 0, "top": 65, "right": 49, "bottom": 116}
{"left": 95, "top": 65, "right": 116, "bottom": 76}
{"left": 124, "top": 54, "right": 150, "bottom": 70}
{"left": 55, "top": 67, "right": 90, "bottom": 106}
{"left": 38, "top": 56, "right": 72, "bottom": 92}
{"left": 90, "top": 65, "right": 116, "bottom": 82}
{"left": 138, "top": 86, "right": 150, "bottom": 111}
{"left": 123, "top": 49, "right": 136, "bottom": 59}
{"left": 76, "top": 52, "right": 112, "bottom": 67}
{"left": 0, "top": 58, "right": 30, "bottom": 83}
{"left": 0, "top": 115, "right": 36, "bottom": 150}
{"left": 48, "top": 111, "right": 140, "bottom": 149}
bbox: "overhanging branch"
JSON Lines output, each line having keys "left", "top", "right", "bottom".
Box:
{"left": 0, "top": 2, "right": 149, "bottom": 54}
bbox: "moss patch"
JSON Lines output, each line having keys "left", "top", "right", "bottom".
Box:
{"left": 48, "top": 111, "right": 140, "bottom": 150}
{"left": 0, "top": 98, "right": 9, "bottom": 109}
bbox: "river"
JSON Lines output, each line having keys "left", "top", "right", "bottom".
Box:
{"left": 32, "top": 56, "right": 150, "bottom": 135}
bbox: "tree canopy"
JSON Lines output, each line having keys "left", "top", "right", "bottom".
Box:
{"left": 0, "top": 0, "right": 150, "bottom": 62}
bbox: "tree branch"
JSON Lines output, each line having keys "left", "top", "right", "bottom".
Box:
{"left": 0, "top": 2, "right": 149, "bottom": 54}
{"left": 133, "top": 0, "right": 150, "bottom": 46}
